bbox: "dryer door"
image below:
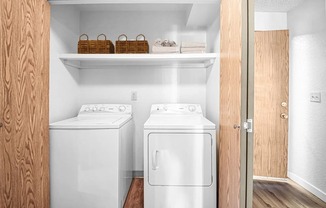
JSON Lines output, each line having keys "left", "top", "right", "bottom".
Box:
{"left": 148, "top": 133, "right": 212, "bottom": 186}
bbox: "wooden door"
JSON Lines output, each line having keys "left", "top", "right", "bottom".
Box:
{"left": 254, "top": 30, "right": 289, "bottom": 178}
{"left": 219, "top": 0, "right": 249, "bottom": 207}
{"left": 0, "top": 0, "right": 50, "bottom": 207}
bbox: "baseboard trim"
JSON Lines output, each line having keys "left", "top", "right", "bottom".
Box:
{"left": 253, "top": 175, "right": 288, "bottom": 182}
{"left": 288, "top": 171, "right": 326, "bottom": 203}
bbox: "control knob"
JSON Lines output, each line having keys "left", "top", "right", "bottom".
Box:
{"left": 188, "top": 105, "right": 196, "bottom": 112}
{"left": 119, "top": 105, "right": 126, "bottom": 112}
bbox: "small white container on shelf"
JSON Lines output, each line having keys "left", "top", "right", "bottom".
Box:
{"left": 151, "top": 39, "right": 180, "bottom": 54}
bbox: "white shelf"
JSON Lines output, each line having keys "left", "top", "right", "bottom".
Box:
{"left": 59, "top": 53, "right": 218, "bottom": 69}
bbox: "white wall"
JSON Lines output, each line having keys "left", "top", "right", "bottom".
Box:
{"left": 288, "top": 0, "right": 326, "bottom": 202}
{"left": 255, "top": 12, "right": 288, "bottom": 31}
{"left": 79, "top": 11, "right": 208, "bottom": 171}
{"left": 288, "top": 0, "right": 326, "bottom": 36}
{"left": 206, "top": 16, "right": 220, "bottom": 130}
{"left": 205, "top": 15, "right": 220, "bottom": 177}
{"left": 50, "top": 6, "right": 81, "bottom": 123}
{"left": 79, "top": 11, "right": 206, "bottom": 52}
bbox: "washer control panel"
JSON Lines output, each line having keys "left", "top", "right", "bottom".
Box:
{"left": 79, "top": 104, "right": 132, "bottom": 115}
{"left": 150, "top": 104, "right": 202, "bottom": 115}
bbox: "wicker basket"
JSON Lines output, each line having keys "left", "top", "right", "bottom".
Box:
{"left": 116, "top": 34, "right": 149, "bottom": 54}
{"left": 78, "top": 34, "right": 90, "bottom": 54}
{"left": 78, "top": 34, "right": 115, "bottom": 54}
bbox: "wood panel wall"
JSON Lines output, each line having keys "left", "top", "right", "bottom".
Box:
{"left": 0, "top": 0, "right": 50, "bottom": 207}
{"left": 219, "top": 0, "right": 248, "bottom": 207}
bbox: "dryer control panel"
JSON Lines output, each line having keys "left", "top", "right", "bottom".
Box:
{"left": 78, "top": 104, "right": 132, "bottom": 115}
{"left": 150, "top": 104, "right": 202, "bottom": 115}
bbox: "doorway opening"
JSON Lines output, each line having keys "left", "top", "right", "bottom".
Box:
{"left": 252, "top": 0, "right": 326, "bottom": 207}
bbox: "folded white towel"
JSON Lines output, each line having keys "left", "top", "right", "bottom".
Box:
{"left": 181, "top": 42, "right": 206, "bottom": 48}
{"left": 152, "top": 46, "right": 180, "bottom": 53}
{"left": 181, "top": 47, "right": 206, "bottom": 53}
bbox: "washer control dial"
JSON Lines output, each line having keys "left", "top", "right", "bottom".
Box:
{"left": 188, "top": 105, "right": 197, "bottom": 112}
{"left": 119, "top": 105, "right": 126, "bottom": 112}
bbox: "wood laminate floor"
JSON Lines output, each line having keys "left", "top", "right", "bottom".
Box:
{"left": 124, "top": 178, "right": 144, "bottom": 208}
{"left": 253, "top": 179, "right": 326, "bottom": 208}
{"left": 124, "top": 178, "right": 326, "bottom": 208}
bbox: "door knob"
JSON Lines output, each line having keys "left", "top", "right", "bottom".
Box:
{"left": 281, "top": 102, "right": 287, "bottom": 107}
{"left": 280, "top": 113, "right": 288, "bottom": 119}
{"left": 233, "top": 124, "right": 241, "bottom": 129}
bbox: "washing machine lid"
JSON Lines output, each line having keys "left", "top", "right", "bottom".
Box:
{"left": 144, "top": 115, "right": 215, "bottom": 130}
{"left": 50, "top": 115, "right": 132, "bottom": 129}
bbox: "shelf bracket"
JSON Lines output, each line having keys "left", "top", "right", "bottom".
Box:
{"left": 61, "top": 59, "right": 81, "bottom": 69}
{"left": 204, "top": 59, "right": 215, "bottom": 68}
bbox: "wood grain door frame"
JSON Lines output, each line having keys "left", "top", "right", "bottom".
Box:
{"left": 246, "top": 0, "right": 255, "bottom": 207}
{"left": 0, "top": 0, "right": 50, "bottom": 207}
{"left": 219, "top": 0, "right": 252, "bottom": 207}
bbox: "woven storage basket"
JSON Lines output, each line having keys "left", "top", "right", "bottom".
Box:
{"left": 116, "top": 34, "right": 149, "bottom": 54}
{"left": 78, "top": 34, "right": 115, "bottom": 54}
{"left": 78, "top": 34, "right": 90, "bottom": 54}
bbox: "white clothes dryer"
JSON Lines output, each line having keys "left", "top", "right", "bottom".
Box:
{"left": 50, "top": 104, "right": 133, "bottom": 208}
{"left": 144, "top": 104, "right": 216, "bottom": 208}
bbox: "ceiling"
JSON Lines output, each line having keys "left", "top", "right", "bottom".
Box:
{"left": 255, "top": 0, "right": 306, "bottom": 12}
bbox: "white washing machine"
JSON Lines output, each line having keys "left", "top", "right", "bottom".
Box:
{"left": 50, "top": 104, "right": 133, "bottom": 208}
{"left": 144, "top": 104, "right": 216, "bottom": 208}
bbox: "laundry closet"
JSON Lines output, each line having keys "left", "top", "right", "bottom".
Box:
{"left": 49, "top": 1, "right": 220, "bottom": 174}
{"left": 0, "top": 0, "right": 249, "bottom": 207}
